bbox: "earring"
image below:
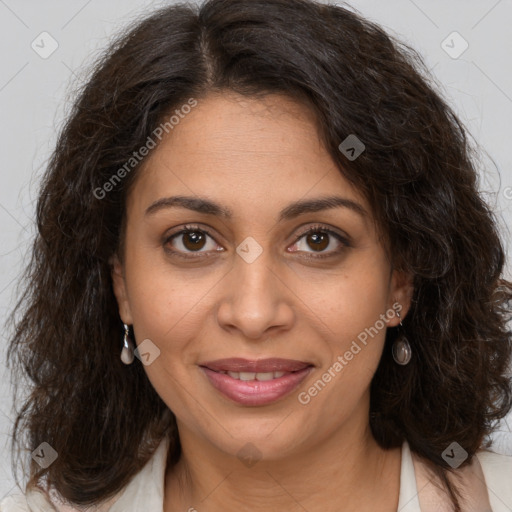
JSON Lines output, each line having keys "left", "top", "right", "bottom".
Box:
{"left": 392, "top": 309, "right": 412, "bottom": 365}
{"left": 120, "top": 323, "right": 135, "bottom": 365}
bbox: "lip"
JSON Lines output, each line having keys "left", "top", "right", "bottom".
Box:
{"left": 199, "top": 358, "right": 314, "bottom": 406}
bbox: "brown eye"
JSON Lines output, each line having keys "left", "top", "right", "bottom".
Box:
{"left": 305, "top": 232, "right": 329, "bottom": 252}
{"left": 181, "top": 231, "right": 207, "bottom": 251}
{"left": 289, "top": 225, "right": 350, "bottom": 259}
{"left": 164, "top": 225, "right": 221, "bottom": 258}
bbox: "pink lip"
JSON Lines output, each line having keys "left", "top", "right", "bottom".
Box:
{"left": 199, "top": 358, "right": 313, "bottom": 406}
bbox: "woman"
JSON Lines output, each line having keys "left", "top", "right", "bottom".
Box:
{"left": 2, "top": 0, "right": 512, "bottom": 510}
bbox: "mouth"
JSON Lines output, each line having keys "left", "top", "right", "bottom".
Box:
{"left": 199, "top": 358, "right": 314, "bottom": 406}
{"left": 199, "top": 357, "right": 312, "bottom": 373}
{"left": 213, "top": 370, "right": 295, "bottom": 381}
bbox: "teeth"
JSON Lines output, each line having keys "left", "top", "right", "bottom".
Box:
{"left": 253, "top": 372, "right": 274, "bottom": 381}
{"left": 225, "top": 371, "right": 288, "bottom": 381}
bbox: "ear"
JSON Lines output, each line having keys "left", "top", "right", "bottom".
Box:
{"left": 110, "top": 253, "right": 134, "bottom": 325}
{"left": 386, "top": 269, "right": 414, "bottom": 328}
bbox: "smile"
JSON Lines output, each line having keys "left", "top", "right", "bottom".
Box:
{"left": 199, "top": 358, "right": 314, "bottom": 406}
{"left": 218, "top": 370, "right": 288, "bottom": 381}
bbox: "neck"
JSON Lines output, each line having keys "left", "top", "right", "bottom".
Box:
{"left": 164, "top": 415, "right": 401, "bottom": 512}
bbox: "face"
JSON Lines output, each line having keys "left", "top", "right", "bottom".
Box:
{"left": 112, "top": 91, "right": 412, "bottom": 460}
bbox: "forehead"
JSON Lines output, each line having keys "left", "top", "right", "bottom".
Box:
{"left": 127, "top": 92, "right": 370, "bottom": 221}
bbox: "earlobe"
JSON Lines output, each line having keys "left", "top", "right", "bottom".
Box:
{"left": 109, "top": 254, "right": 133, "bottom": 325}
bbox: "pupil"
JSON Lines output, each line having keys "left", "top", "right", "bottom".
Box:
{"left": 184, "top": 231, "right": 205, "bottom": 251}
{"left": 308, "top": 232, "right": 328, "bottom": 251}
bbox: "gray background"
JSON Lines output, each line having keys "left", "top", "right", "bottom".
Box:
{"left": 1, "top": 0, "right": 511, "bottom": 502}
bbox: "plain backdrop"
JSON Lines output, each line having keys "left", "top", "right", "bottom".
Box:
{"left": 1, "top": 0, "right": 511, "bottom": 502}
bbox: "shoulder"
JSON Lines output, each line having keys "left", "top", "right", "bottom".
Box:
{"left": 0, "top": 494, "right": 29, "bottom": 512}
{"left": 410, "top": 445, "right": 512, "bottom": 512}
{"left": 0, "top": 487, "right": 58, "bottom": 512}
{"left": 476, "top": 445, "right": 512, "bottom": 472}
{"left": 475, "top": 448, "right": 512, "bottom": 510}
{"left": 0, "top": 434, "right": 170, "bottom": 512}
{"left": 0, "top": 492, "right": 56, "bottom": 512}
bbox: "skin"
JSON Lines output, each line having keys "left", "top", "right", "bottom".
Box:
{"left": 111, "top": 91, "right": 414, "bottom": 512}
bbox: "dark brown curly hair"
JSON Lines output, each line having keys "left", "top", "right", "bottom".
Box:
{"left": 6, "top": 0, "right": 512, "bottom": 511}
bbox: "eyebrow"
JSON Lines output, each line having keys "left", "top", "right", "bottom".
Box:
{"left": 144, "top": 194, "right": 367, "bottom": 222}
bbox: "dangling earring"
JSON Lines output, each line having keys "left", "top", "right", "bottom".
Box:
{"left": 392, "top": 309, "right": 412, "bottom": 365}
{"left": 120, "top": 323, "right": 135, "bottom": 365}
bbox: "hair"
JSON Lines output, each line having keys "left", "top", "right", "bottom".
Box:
{"left": 6, "top": 0, "right": 512, "bottom": 510}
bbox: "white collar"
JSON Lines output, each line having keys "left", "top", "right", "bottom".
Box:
{"left": 397, "top": 440, "right": 421, "bottom": 511}
{"left": 105, "top": 436, "right": 170, "bottom": 512}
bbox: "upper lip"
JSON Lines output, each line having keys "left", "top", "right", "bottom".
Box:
{"left": 200, "top": 358, "right": 312, "bottom": 373}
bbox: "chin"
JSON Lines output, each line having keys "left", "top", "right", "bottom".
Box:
{"left": 199, "top": 414, "right": 311, "bottom": 461}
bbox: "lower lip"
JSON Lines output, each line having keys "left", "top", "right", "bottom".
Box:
{"left": 200, "top": 366, "right": 313, "bottom": 406}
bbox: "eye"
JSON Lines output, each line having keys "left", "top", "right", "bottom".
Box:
{"left": 163, "top": 223, "right": 350, "bottom": 260}
{"left": 288, "top": 224, "right": 350, "bottom": 259}
{"left": 164, "top": 224, "right": 222, "bottom": 259}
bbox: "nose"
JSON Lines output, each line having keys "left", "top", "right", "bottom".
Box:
{"left": 216, "top": 246, "right": 295, "bottom": 341}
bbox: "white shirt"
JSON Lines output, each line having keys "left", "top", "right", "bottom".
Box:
{"left": 1, "top": 436, "right": 511, "bottom": 511}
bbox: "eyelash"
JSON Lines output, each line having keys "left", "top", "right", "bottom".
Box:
{"left": 163, "top": 223, "right": 350, "bottom": 260}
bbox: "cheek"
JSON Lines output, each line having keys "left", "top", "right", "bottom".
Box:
{"left": 296, "top": 290, "right": 391, "bottom": 426}
{"left": 296, "top": 253, "right": 391, "bottom": 346}
{"left": 123, "top": 243, "right": 221, "bottom": 372}
{"left": 124, "top": 265, "right": 211, "bottom": 416}
{"left": 299, "top": 254, "right": 392, "bottom": 399}
{"left": 127, "top": 273, "right": 208, "bottom": 354}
